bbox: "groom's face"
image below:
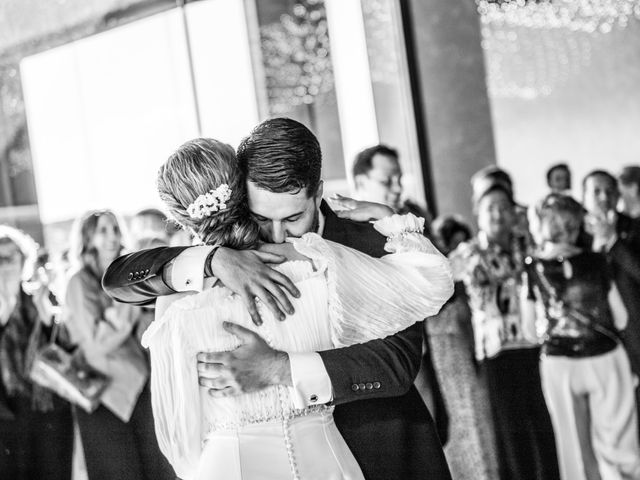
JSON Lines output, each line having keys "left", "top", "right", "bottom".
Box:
{"left": 247, "top": 181, "right": 323, "bottom": 243}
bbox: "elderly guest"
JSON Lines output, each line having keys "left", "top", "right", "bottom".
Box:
{"left": 0, "top": 226, "right": 73, "bottom": 480}
{"left": 449, "top": 169, "right": 560, "bottom": 480}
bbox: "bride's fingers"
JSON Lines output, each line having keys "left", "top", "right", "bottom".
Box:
{"left": 254, "top": 251, "right": 286, "bottom": 264}
{"left": 329, "top": 194, "right": 356, "bottom": 210}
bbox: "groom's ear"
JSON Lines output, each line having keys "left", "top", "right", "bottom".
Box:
{"left": 314, "top": 180, "right": 324, "bottom": 203}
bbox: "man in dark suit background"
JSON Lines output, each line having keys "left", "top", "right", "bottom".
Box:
{"left": 103, "top": 118, "right": 452, "bottom": 480}
{"left": 583, "top": 170, "right": 640, "bottom": 417}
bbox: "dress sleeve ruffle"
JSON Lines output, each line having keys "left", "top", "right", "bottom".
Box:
{"left": 292, "top": 215, "right": 453, "bottom": 348}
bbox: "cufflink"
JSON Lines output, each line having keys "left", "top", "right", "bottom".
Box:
{"left": 309, "top": 394, "right": 318, "bottom": 403}
{"left": 186, "top": 279, "right": 192, "bottom": 286}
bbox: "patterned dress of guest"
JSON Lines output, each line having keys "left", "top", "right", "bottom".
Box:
{"left": 449, "top": 232, "right": 560, "bottom": 480}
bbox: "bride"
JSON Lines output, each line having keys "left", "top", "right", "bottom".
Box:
{"left": 141, "top": 138, "right": 453, "bottom": 480}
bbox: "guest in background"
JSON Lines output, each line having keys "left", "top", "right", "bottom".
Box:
{"left": 546, "top": 163, "right": 572, "bottom": 195}
{"left": 350, "top": 144, "right": 432, "bottom": 226}
{"left": 582, "top": 170, "right": 640, "bottom": 422}
{"left": 334, "top": 147, "right": 448, "bottom": 442}
{"left": 524, "top": 193, "right": 640, "bottom": 480}
{"left": 449, "top": 169, "right": 560, "bottom": 480}
{"left": 618, "top": 166, "right": 640, "bottom": 219}
{"left": 63, "top": 210, "right": 174, "bottom": 480}
{"left": 129, "top": 208, "right": 174, "bottom": 249}
{"left": 427, "top": 216, "right": 499, "bottom": 480}
{"left": 522, "top": 163, "right": 571, "bottom": 247}
{"left": 0, "top": 226, "right": 73, "bottom": 480}
{"left": 129, "top": 210, "right": 172, "bottom": 345}
{"left": 431, "top": 215, "right": 473, "bottom": 255}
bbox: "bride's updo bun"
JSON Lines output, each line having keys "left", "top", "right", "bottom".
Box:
{"left": 157, "top": 138, "right": 260, "bottom": 249}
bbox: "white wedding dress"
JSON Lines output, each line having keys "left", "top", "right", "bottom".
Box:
{"left": 142, "top": 215, "right": 453, "bottom": 480}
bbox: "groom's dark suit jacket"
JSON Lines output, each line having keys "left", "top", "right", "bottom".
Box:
{"left": 102, "top": 201, "right": 452, "bottom": 480}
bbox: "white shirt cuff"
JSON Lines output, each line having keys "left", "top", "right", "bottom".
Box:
{"left": 167, "top": 246, "right": 215, "bottom": 292}
{"left": 288, "top": 352, "right": 333, "bottom": 409}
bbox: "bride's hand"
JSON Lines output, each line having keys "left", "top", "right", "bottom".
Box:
{"left": 257, "top": 242, "right": 309, "bottom": 263}
{"left": 329, "top": 194, "right": 394, "bottom": 221}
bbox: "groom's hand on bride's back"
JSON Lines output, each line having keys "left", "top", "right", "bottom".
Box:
{"left": 196, "top": 321, "right": 291, "bottom": 397}
{"left": 210, "top": 247, "right": 300, "bottom": 326}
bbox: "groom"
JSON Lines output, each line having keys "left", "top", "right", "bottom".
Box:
{"left": 103, "top": 118, "right": 452, "bottom": 480}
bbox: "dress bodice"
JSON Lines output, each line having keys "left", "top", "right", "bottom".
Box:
{"left": 145, "top": 261, "right": 334, "bottom": 437}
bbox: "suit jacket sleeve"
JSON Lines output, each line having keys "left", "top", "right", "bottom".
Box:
{"left": 101, "top": 246, "right": 189, "bottom": 306}
{"left": 318, "top": 322, "right": 423, "bottom": 405}
{"left": 609, "top": 236, "right": 640, "bottom": 284}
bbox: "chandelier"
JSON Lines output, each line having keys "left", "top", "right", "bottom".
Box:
{"left": 476, "top": 0, "right": 640, "bottom": 34}
{"left": 476, "top": 0, "right": 640, "bottom": 99}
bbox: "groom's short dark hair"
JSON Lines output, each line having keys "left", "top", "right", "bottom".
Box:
{"left": 237, "top": 117, "right": 322, "bottom": 197}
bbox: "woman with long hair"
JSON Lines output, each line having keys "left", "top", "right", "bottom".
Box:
{"left": 63, "top": 210, "right": 174, "bottom": 480}
{"left": 142, "top": 137, "right": 453, "bottom": 480}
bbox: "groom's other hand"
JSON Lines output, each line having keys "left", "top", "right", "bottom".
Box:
{"left": 197, "top": 321, "right": 291, "bottom": 397}
{"left": 210, "top": 247, "right": 300, "bottom": 326}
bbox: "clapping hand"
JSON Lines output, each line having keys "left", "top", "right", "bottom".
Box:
{"left": 585, "top": 209, "right": 617, "bottom": 251}
{"left": 328, "top": 194, "right": 394, "bottom": 222}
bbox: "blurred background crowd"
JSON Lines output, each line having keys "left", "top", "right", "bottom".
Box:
{"left": 2, "top": 0, "right": 640, "bottom": 479}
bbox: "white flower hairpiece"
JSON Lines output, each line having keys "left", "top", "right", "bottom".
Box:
{"left": 186, "top": 184, "right": 232, "bottom": 220}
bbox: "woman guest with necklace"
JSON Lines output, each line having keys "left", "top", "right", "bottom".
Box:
{"left": 449, "top": 167, "right": 560, "bottom": 480}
